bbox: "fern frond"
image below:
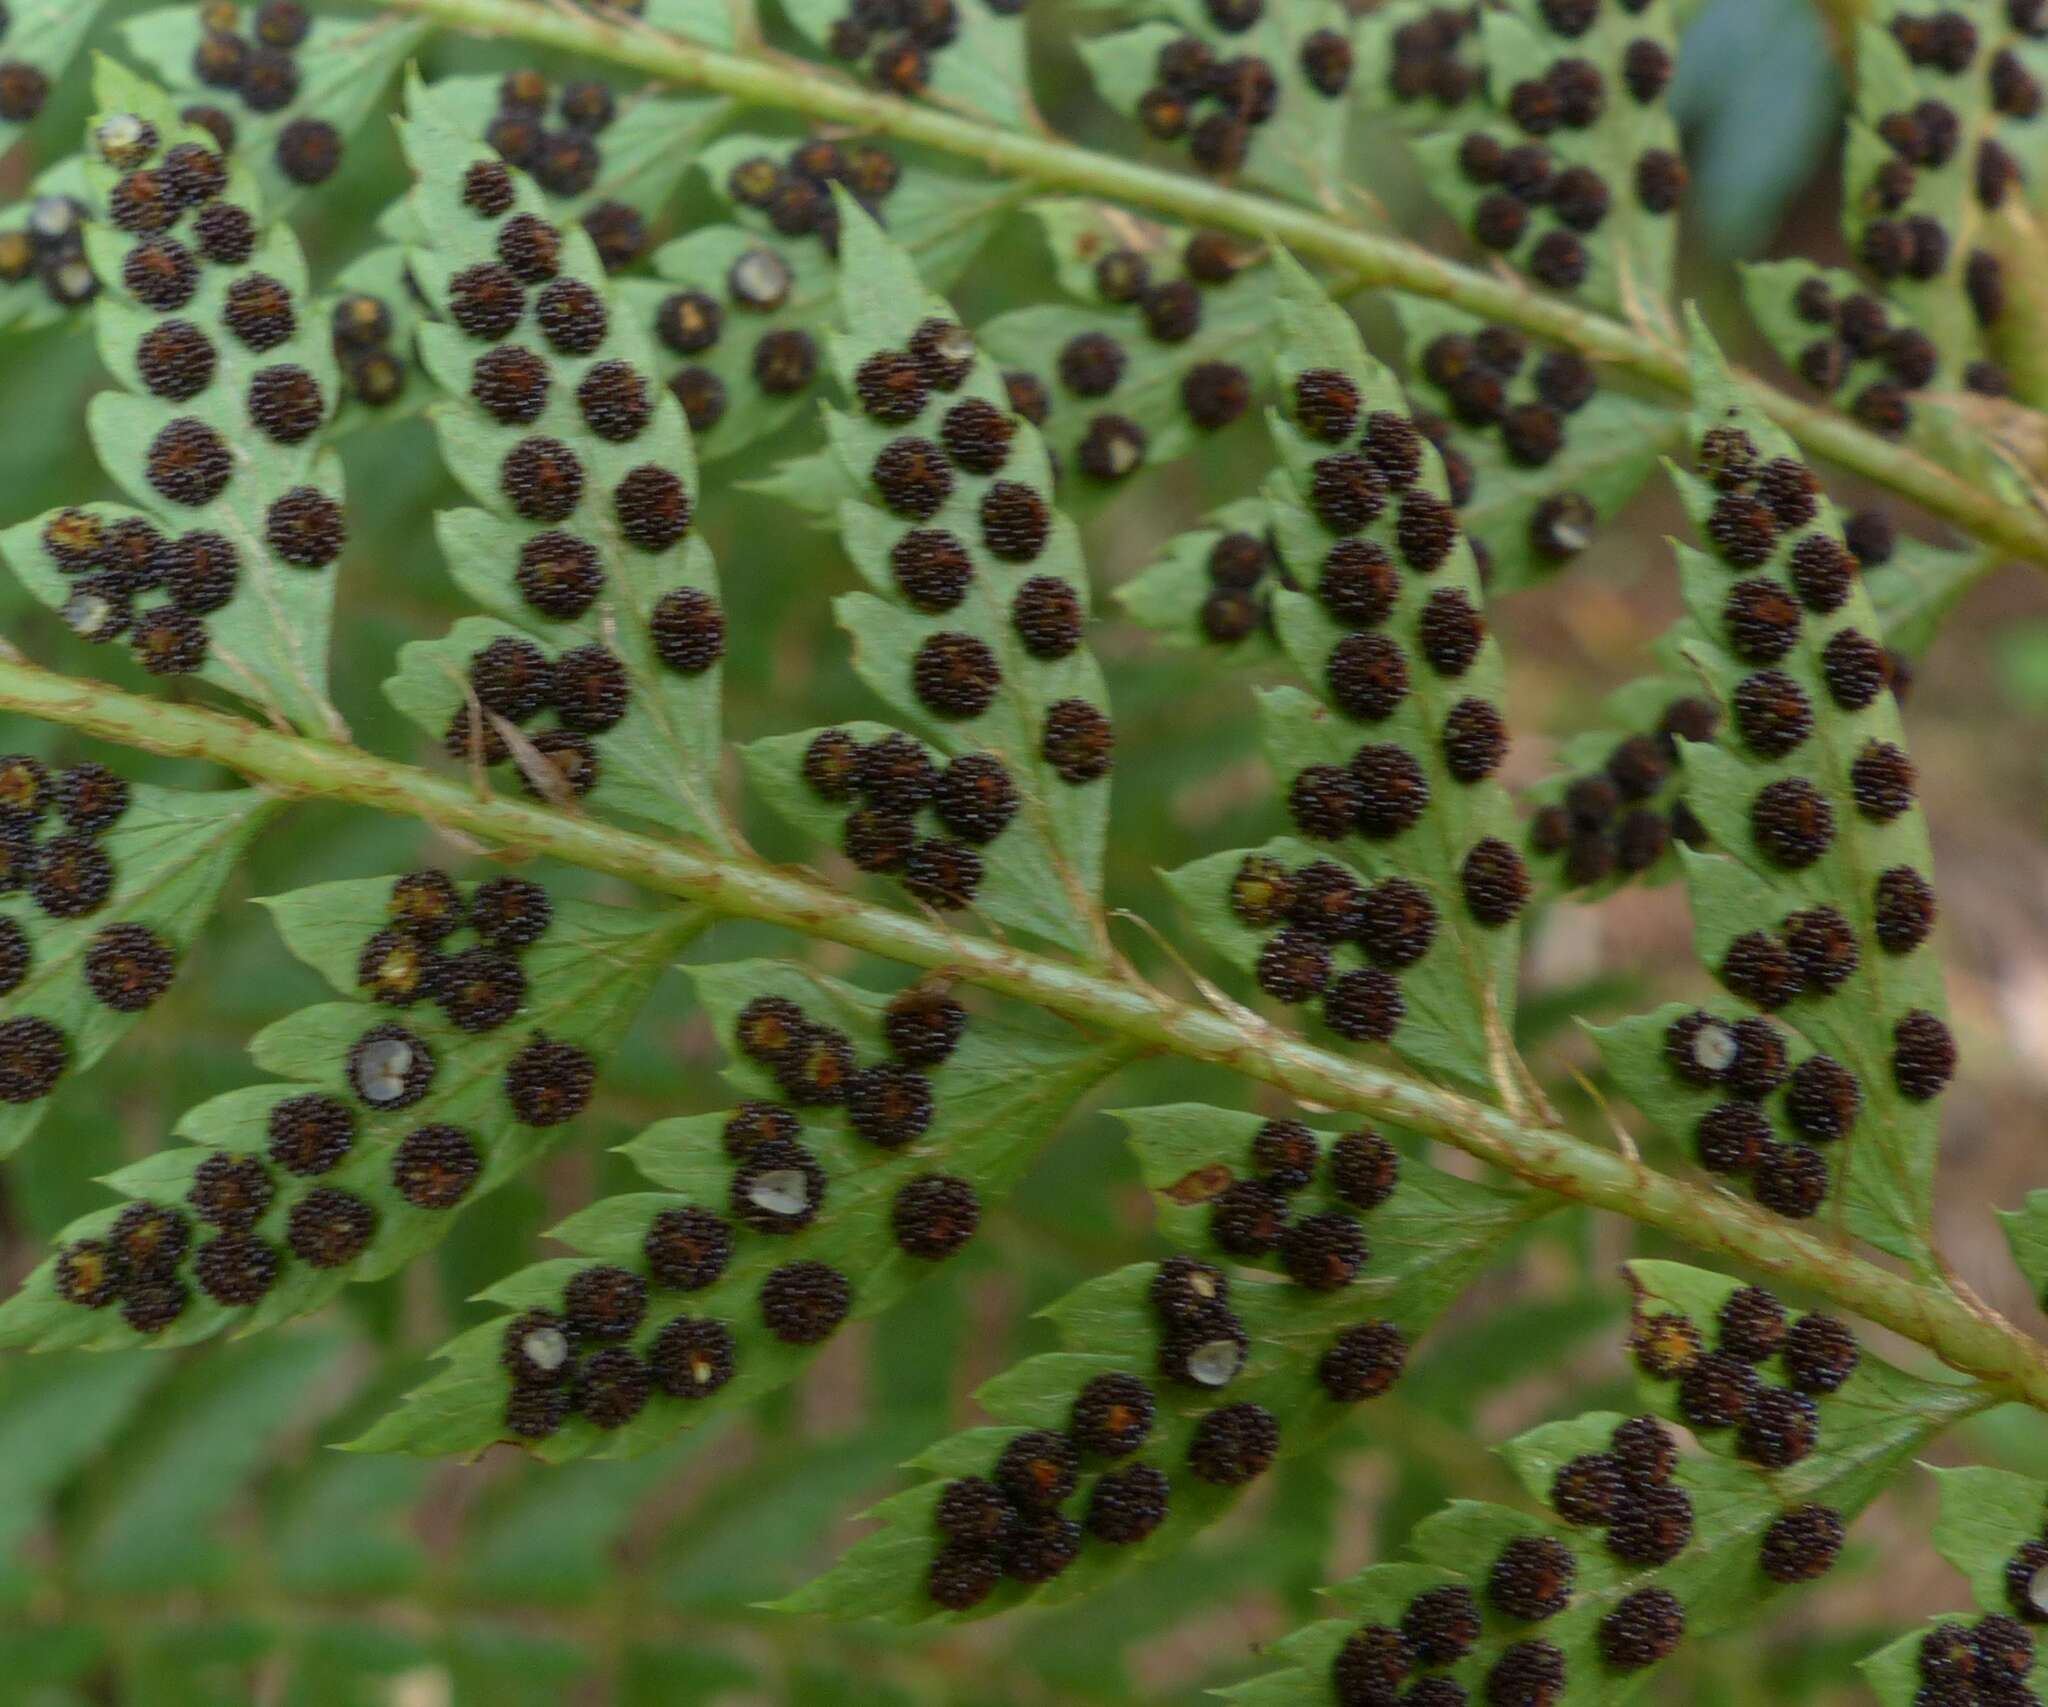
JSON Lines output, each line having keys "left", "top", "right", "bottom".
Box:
{"left": 744, "top": 201, "right": 1118, "bottom": 958}
{"left": 0, "top": 0, "right": 107, "bottom": 156}
{"left": 0, "top": 870, "right": 698, "bottom": 1349}
{"left": 1592, "top": 319, "right": 1951, "bottom": 1265}
{"left": 384, "top": 75, "right": 732, "bottom": 845}
{"left": 1407, "top": 0, "right": 1686, "bottom": 322}
{"left": 0, "top": 63, "right": 349, "bottom": 737}
{"left": 1077, "top": 0, "right": 1359, "bottom": 202}
{"left": 1165, "top": 259, "right": 1523, "bottom": 1096}
{"left": 353, "top": 957, "right": 1129, "bottom": 1458}
{"left": 0, "top": 775, "right": 274, "bottom": 1156}
{"left": 1235, "top": 1257, "right": 1990, "bottom": 1702}
{"left": 784, "top": 1105, "right": 1540, "bottom": 1621}
{"left": 119, "top": 4, "right": 424, "bottom": 210}
{"left": 1117, "top": 493, "right": 1284, "bottom": 659}
{"left": 615, "top": 130, "right": 1021, "bottom": 464}
{"left": 979, "top": 200, "right": 1276, "bottom": 508}
{"left": 1395, "top": 296, "right": 1682, "bottom": 592}
{"left": 782, "top": 0, "right": 1036, "bottom": 129}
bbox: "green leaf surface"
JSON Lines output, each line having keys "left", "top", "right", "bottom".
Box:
{"left": 782, "top": 1105, "right": 1541, "bottom": 1624}
{"left": 1998, "top": 1189, "right": 2048, "bottom": 1315}
{"left": 1930, "top": 1464, "right": 2047, "bottom": 1614}
{"left": 1610, "top": 318, "right": 1954, "bottom": 1267}
{"left": 1234, "top": 1259, "right": 1986, "bottom": 1703}
{"left": 0, "top": 782, "right": 275, "bottom": 1158}
{"left": 773, "top": 200, "right": 1116, "bottom": 959}
{"left": 1116, "top": 495, "right": 1281, "bottom": 661}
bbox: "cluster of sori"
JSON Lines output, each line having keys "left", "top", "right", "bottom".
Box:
{"left": 1528, "top": 699, "right": 1714, "bottom": 886}
{"left": 1781, "top": 273, "right": 2003, "bottom": 439}
{"left": 452, "top": 633, "right": 631, "bottom": 803}
{"left": 1633, "top": 1289, "right": 1858, "bottom": 1576}
{"left": 800, "top": 727, "right": 1017, "bottom": 911}
{"left": 1917, "top": 1615, "right": 2043, "bottom": 1707}
{"left": 0, "top": 759, "right": 145, "bottom": 1107}
{"left": 0, "top": 193, "right": 96, "bottom": 311}
{"left": 356, "top": 867, "right": 551, "bottom": 1033}
{"left": 1195, "top": 525, "right": 1294, "bottom": 645}
{"left": 1450, "top": 12, "right": 1686, "bottom": 291}
{"left": 1204, "top": 1120, "right": 1402, "bottom": 1294}
{"left": 497, "top": 986, "right": 975, "bottom": 1441}
{"left": 725, "top": 136, "right": 904, "bottom": 257}
{"left": 445, "top": 155, "right": 722, "bottom": 769}
{"left": 823, "top": 0, "right": 1026, "bottom": 98}
{"left": 852, "top": 316, "right": 1117, "bottom": 784}
{"left": 1226, "top": 851, "right": 1442, "bottom": 1043}
{"left": 1385, "top": 5, "right": 1483, "bottom": 110}
{"left": 1133, "top": 5, "right": 1355, "bottom": 176}
{"left": 188, "top": 0, "right": 344, "bottom": 185}
{"left": 91, "top": 109, "right": 347, "bottom": 605}
{"left": 1664, "top": 1004, "right": 1872, "bottom": 1219}
{"left": 1544, "top": 1414, "right": 1696, "bottom": 1570}
{"left": 1412, "top": 323, "right": 1606, "bottom": 568}
{"left": 654, "top": 244, "right": 817, "bottom": 434}
{"left": 1692, "top": 425, "right": 1954, "bottom": 1077}
{"left": 927, "top": 1250, "right": 1407, "bottom": 1613}
{"left": 1011, "top": 227, "right": 1263, "bottom": 493}
{"left": 480, "top": 68, "right": 645, "bottom": 272}
{"left": 44, "top": 875, "right": 553, "bottom": 1333}
{"left": 328, "top": 288, "right": 406, "bottom": 408}
{"left": 37, "top": 502, "right": 248, "bottom": 679}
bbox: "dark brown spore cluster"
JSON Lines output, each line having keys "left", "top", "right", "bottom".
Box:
{"left": 184, "top": 3, "right": 343, "bottom": 184}
{"left": 506, "top": 986, "right": 969, "bottom": 1442}
{"left": 1132, "top": 9, "right": 1350, "bottom": 181}
{"left": 1332, "top": 1580, "right": 1488, "bottom": 1703}
{"left": 1633, "top": 1281, "right": 1862, "bottom": 1480}
{"left": 927, "top": 1361, "right": 1177, "bottom": 1608}
{"left": 479, "top": 67, "right": 644, "bottom": 271}
{"left": 330, "top": 288, "right": 408, "bottom": 409}
{"left": 819, "top": 0, "right": 1006, "bottom": 101}
{"left": 1913, "top": 1615, "right": 2041, "bottom": 1707}
{"left": 1446, "top": 11, "right": 1685, "bottom": 293}
{"left": 45, "top": 120, "right": 347, "bottom": 661}
{"left": 653, "top": 137, "right": 906, "bottom": 436}
{"left": 1226, "top": 846, "right": 1448, "bottom": 1043}
{"left": 1203, "top": 1119, "right": 1403, "bottom": 1306}
{"left": 1405, "top": 332, "right": 1604, "bottom": 569}
{"left": 1, "top": 759, "right": 142, "bottom": 1108}
{"left": 1686, "top": 421, "right": 1950, "bottom": 1158}
{"left": 800, "top": 726, "right": 1020, "bottom": 912}
{"left": 1540, "top": 1413, "right": 1696, "bottom": 1579}
{"left": 0, "top": 191, "right": 98, "bottom": 314}
{"left": 49, "top": 874, "right": 561, "bottom": 1327}
{"left": 1779, "top": 245, "right": 2005, "bottom": 430}
{"left": 1383, "top": 6, "right": 1483, "bottom": 111}
{"left": 1045, "top": 231, "right": 1264, "bottom": 487}
{"left": 445, "top": 630, "right": 662, "bottom": 802}
{"left": 1527, "top": 697, "right": 1719, "bottom": 888}
{"left": 1194, "top": 526, "right": 1292, "bottom": 645}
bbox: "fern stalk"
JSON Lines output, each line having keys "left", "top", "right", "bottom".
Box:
{"left": 2, "top": 652, "right": 2041, "bottom": 1413}
{"left": 384, "top": 0, "right": 2048, "bottom": 573}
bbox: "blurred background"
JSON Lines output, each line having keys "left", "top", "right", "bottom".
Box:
{"left": 1, "top": 0, "right": 2045, "bottom": 1700}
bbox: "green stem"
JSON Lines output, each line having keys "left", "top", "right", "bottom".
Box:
{"left": 388, "top": 0, "right": 2048, "bottom": 570}
{"left": 4, "top": 657, "right": 2043, "bottom": 1410}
